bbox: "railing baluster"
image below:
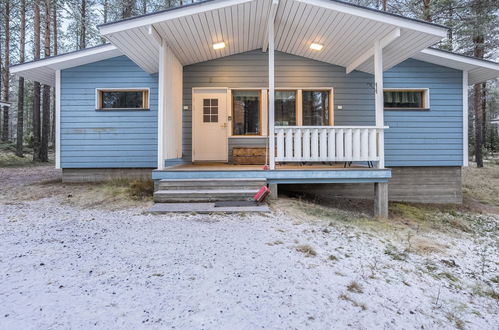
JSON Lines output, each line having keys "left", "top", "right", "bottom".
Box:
{"left": 328, "top": 128, "right": 335, "bottom": 161}
{"left": 303, "top": 128, "right": 311, "bottom": 161}
{"left": 276, "top": 128, "right": 284, "bottom": 161}
{"left": 336, "top": 129, "right": 344, "bottom": 161}
{"left": 345, "top": 128, "right": 352, "bottom": 160}
{"left": 320, "top": 129, "right": 328, "bottom": 160}
{"left": 353, "top": 128, "right": 361, "bottom": 161}
{"left": 361, "top": 129, "right": 368, "bottom": 161}
{"left": 368, "top": 128, "right": 376, "bottom": 160}
{"left": 285, "top": 128, "right": 293, "bottom": 161}
{"left": 294, "top": 128, "right": 302, "bottom": 161}
{"left": 311, "top": 129, "right": 319, "bottom": 161}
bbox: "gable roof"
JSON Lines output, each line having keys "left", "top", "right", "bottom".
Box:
{"left": 98, "top": 0, "right": 448, "bottom": 74}
{"left": 9, "top": 0, "right": 499, "bottom": 86}
{"left": 10, "top": 44, "right": 121, "bottom": 85}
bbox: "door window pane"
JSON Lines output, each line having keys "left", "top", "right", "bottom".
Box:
{"left": 275, "top": 91, "right": 296, "bottom": 126}
{"left": 302, "top": 91, "right": 329, "bottom": 126}
{"left": 203, "top": 98, "right": 218, "bottom": 122}
{"left": 384, "top": 90, "right": 425, "bottom": 108}
{"left": 232, "top": 90, "right": 260, "bottom": 135}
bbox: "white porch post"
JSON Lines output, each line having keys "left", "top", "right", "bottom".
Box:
{"left": 55, "top": 69, "right": 61, "bottom": 169}
{"left": 268, "top": 9, "right": 275, "bottom": 170}
{"left": 374, "top": 40, "right": 385, "bottom": 169}
{"left": 462, "top": 70, "right": 469, "bottom": 167}
{"left": 157, "top": 43, "right": 165, "bottom": 170}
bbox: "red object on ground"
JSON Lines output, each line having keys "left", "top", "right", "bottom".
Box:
{"left": 253, "top": 186, "right": 270, "bottom": 202}
{"left": 262, "top": 165, "right": 269, "bottom": 170}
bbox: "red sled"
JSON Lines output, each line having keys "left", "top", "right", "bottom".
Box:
{"left": 253, "top": 186, "right": 270, "bottom": 203}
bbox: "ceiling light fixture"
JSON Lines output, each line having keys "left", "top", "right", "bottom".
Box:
{"left": 310, "top": 43, "right": 324, "bottom": 51}
{"left": 213, "top": 42, "right": 226, "bottom": 50}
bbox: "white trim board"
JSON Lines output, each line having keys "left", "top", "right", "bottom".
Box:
{"left": 463, "top": 71, "right": 469, "bottom": 167}
{"left": 55, "top": 70, "right": 61, "bottom": 169}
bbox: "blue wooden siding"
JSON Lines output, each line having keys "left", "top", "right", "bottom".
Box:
{"left": 384, "top": 59, "right": 463, "bottom": 166}
{"left": 60, "top": 56, "right": 158, "bottom": 168}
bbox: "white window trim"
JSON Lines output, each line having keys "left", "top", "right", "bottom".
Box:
{"left": 95, "top": 87, "right": 150, "bottom": 110}
{"left": 383, "top": 88, "right": 430, "bottom": 109}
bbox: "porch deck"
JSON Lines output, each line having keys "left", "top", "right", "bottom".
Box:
{"left": 152, "top": 163, "right": 391, "bottom": 184}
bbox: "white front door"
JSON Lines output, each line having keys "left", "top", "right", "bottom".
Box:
{"left": 192, "top": 89, "right": 228, "bottom": 162}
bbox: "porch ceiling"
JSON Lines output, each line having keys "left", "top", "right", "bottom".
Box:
{"left": 99, "top": 0, "right": 447, "bottom": 74}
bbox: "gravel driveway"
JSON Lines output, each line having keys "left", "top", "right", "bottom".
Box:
{"left": 0, "top": 166, "right": 497, "bottom": 329}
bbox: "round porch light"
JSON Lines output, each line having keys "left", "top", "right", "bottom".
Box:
{"left": 310, "top": 43, "right": 324, "bottom": 51}
{"left": 213, "top": 42, "right": 226, "bottom": 50}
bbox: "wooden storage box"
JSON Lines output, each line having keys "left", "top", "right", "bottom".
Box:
{"left": 232, "top": 147, "right": 268, "bottom": 165}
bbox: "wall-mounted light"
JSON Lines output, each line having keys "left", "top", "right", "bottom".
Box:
{"left": 310, "top": 43, "right": 324, "bottom": 51}
{"left": 213, "top": 42, "right": 226, "bottom": 50}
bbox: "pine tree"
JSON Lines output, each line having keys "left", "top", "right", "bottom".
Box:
{"left": 40, "top": 0, "right": 51, "bottom": 162}
{"left": 1, "top": 0, "right": 10, "bottom": 142}
{"left": 16, "top": 0, "right": 27, "bottom": 156}
{"left": 33, "top": 0, "right": 42, "bottom": 161}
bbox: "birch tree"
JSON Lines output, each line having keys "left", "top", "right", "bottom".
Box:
{"left": 16, "top": 0, "right": 27, "bottom": 156}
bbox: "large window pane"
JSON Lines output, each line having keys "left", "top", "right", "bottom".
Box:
{"left": 99, "top": 90, "right": 147, "bottom": 109}
{"left": 232, "top": 91, "right": 260, "bottom": 135}
{"left": 275, "top": 91, "right": 296, "bottom": 126}
{"left": 302, "top": 91, "right": 329, "bottom": 126}
{"left": 384, "top": 90, "right": 425, "bottom": 109}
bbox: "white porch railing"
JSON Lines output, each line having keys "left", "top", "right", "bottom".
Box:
{"left": 275, "top": 126, "right": 385, "bottom": 164}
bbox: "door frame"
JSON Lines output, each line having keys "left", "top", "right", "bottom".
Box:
{"left": 192, "top": 87, "right": 230, "bottom": 163}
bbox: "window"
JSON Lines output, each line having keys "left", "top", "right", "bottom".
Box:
{"left": 97, "top": 89, "right": 149, "bottom": 110}
{"left": 384, "top": 89, "right": 429, "bottom": 109}
{"left": 203, "top": 98, "right": 219, "bottom": 122}
{"left": 232, "top": 90, "right": 260, "bottom": 135}
{"left": 302, "top": 90, "right": 330, "bottom": 126}
{"left": 275, "top": 90, "right": 296, "bottom": 126}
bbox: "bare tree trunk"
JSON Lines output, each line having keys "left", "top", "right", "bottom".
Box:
{"left": 101, "top": 0, "right": 108, "bottom": 43}
{"left": 481, "top": 82, "right": 486, "bottom": 146}
{"left": 79, "top": 0, "right": 86, "bottom": 49}
{"left": 122, "top": 0, "right": 135, "bottom": 18}
{"left": 382, "top": 0, "right": 387, "bottom": 11}
{"left": 142, "top": 0, "right": 147, "bottom": 14}
{"left": 40, "top": 0, "right": 51, "bottom": 162}
{"left": 473, "top": 33, "right": 485, "bottom": 167}
{"left": 51, "top": 0, "right": 58, "bottom": 146}
{"left": 422, "top": 0, "right": 431, "bottom": 22}
{"left": 33, "top": 0, "right": 42, "bottom": 161}
{"left": 16, "top": 0, "right": 26, "bottom": 156}
{"left": 1, "top": 0, "right": 10, "bottom": 142}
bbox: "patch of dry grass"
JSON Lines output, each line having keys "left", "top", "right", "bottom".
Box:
{"left": 346, "top": 281, "right": 363, "bottom": 294}
{"left": 295, "top": 244, "right": 317, "bottom": 257}
{"left": 338, "top": 293, "right": 367, "bottom": 310}
{"left": 463, "top": 162, "right": 499, "bottom": 206}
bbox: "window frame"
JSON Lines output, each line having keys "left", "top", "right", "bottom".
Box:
{"left": 300, "top": 88, "right": 334, "bottom": 126}
{"left": 95, "top": 88, "right": 150, "bottom": 111}
{"left": 231, "top": 89, "right": 263, "bottom": 136}
{"left": 274, "top": 89, "right": 299, "bottom": 127}
{"left": 383, "top": 88, "right": 430, "bottom": 110}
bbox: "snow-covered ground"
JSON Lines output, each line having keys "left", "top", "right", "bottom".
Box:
{"left": 0, "top": 167, "right": 498, "bottom": 329}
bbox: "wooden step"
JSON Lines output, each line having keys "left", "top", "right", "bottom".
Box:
{"left": 154, "top": 189, "right": 256, "bottom": 203}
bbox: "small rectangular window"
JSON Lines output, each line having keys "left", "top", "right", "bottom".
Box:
{"left": 275, "top": 90, "right": 296, "bottom": 126}
{"left": 97, "top": 89, "right": 149, "bottom": 110}
{"left": 232, "top": 90, "right": 261, "bottom": 135}
{"left": 384, "top": 89, "right": 428, "bottom": 109}
{"left": 302, "top": 90, "right": 330, "bottom": 126}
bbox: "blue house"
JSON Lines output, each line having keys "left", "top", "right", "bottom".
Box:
{"left": 11, "top": 0, "right": 499, "bottom": 216}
